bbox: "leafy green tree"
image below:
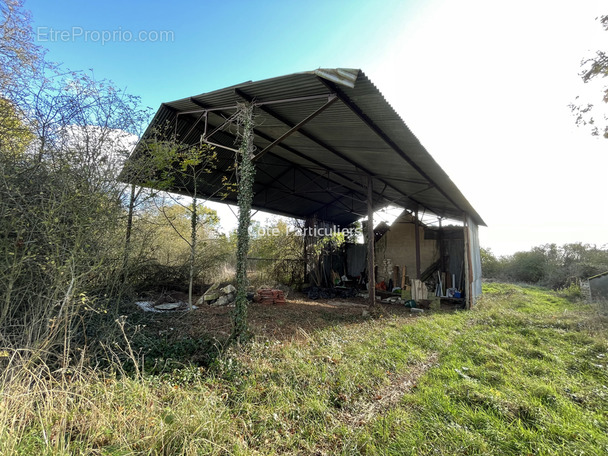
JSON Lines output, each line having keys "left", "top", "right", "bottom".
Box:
{"left": 0, "top": 97, "right": 33, "bottom": 157}
{"left": 0, "top": 0, "right": 39, "bottom": 158}
{"left": 550, "top": 243, "right": 608, "bottom": 288}
{"left": 480, "top": 247, "right": 502, "bottom": 278}
{"left": 247, "top": 218, "right": 305, "bottom": 286}
{"left": 505, "top": 248, "right": 548, "bottom": 284}
{"left": 497, "top": 243, "right": 608, "bottom": 288}
{"left": 0, "top": 0, "right": 41, "bottom": 102}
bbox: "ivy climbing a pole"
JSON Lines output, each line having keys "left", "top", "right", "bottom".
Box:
{"left": 232, "top": 102, "right": 256, "bottom": 342}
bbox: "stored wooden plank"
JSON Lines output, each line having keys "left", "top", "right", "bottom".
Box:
{"left": 367, "top": 175, "right": 376, "bottom": 308}
{"left": 414, "top": 209, "right": 421, "bottom": 279}
{"left": 392, "top": 266, "right": 400, "bottom": 289}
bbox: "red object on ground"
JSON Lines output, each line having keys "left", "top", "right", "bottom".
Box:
{"left": 256, "top": 288, "right": 286, "bottom": 305}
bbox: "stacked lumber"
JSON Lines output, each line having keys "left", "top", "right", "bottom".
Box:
{"left": 255, "top": 288, "right": 286, "bottom": 305}
{"left": 411, "top": 279, "right": 428, "bottom": 301}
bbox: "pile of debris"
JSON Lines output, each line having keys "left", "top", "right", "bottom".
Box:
{"left": 196, "top": 283, "right": 236, "bottom": 307}
{"left": 254, "top": 288, "right": 286, "bottom": 305}
{"left": 304, "top": 286, "right": 358, "bottom": 300}
{"left": 137, "top": 284, "right": 290, "bottom": 310}
{"left": 135, "top": 290, "right": 191, "bottom": 313}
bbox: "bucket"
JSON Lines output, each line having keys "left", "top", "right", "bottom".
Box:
{"left": 403, "top": 299, "right": 417, "bottom": 308}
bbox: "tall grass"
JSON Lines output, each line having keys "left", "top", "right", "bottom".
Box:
{"left": 1, "top": 283, "right": 607, "bottom": 455}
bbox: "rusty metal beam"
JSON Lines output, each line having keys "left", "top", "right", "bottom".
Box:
{"left": 250, "top": 125, "right": 376, "bottom": 203}
{"left": 235, "top": 88, "right": 425, "bottom": 211}
{"left": 253, "top": 94, "right": 338, "bottom": 161}
{"left": 367, "top": 175, "right": 376, "bottom": 308}
{"left": 414, "top": 208, "right": 421, "bottom": 280}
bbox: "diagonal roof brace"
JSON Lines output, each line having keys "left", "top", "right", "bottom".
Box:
{"left": 179, "top": 93, "right": 336, "bottom": 117}
{"left": 253, "top": 94, "right": 338, "bottom": 161}
{"left": 236, "top": 88, "right": 427, "bottom": 210}
{"left": 122, "top": 69, "right": 485, "bottom": 227}
{"left": 317, "top": 77, "right": 465, "bottom": 213}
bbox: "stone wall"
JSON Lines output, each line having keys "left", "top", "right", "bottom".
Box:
{"left": 374, "top": 213, "right": 439, "bottom": 284}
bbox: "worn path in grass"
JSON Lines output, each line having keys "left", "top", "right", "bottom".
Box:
{"left": 1, "top": 283, "right": 607, "bottom": 455}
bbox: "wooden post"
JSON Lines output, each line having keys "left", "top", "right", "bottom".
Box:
{"left": 438, "top": 217, "right": 446, "bottom": 276}
{"left": 392, "top": 266, "right": 399, "bottom": 290}
{"left": 303, "top": 221, "right": 308, "bottom": 284}
{"left": 367, "top": 175, "right": 376, "bottom": 308}
{"left": 414, "top": 208, "right": 421, "bottom": 279}
{"left": 463, "top": 213, "right": 473, "bottom": 309}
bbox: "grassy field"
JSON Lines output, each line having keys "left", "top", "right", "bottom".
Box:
{"left": 1, "top": 283, "right": 607, "bottom": 455}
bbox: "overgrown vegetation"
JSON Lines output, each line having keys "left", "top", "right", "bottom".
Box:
{"left": 481, "top": 243, "right": 608, "bottom": 291}
{"left": 232, "top": 101, "right": 256, "bottom": 342}
{"left": 1, "top": 284, "right": 606, "bottom": 454}
{"left": 135, "top": 130, "right": 221, "bottom": 308}
{"left": 2, "top": 2, "right": 608, "bottom": 453}
{"left": 126, "top": 201, "right": 232, "bottom": 292}
{"left": 247, "top": 218, "right": 305, "bottom": 287}
{"left": 0, "top": 0, "right": 234, "bottom": 370}
{"left": 0, "top": 2, "right": 152, "bottom": 363}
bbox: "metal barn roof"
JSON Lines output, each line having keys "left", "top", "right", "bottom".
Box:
{"left": 124, "top": 68, "right": 485, "bottom": 227}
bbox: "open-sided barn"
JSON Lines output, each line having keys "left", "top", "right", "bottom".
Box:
{"left": 123, "top": 68, "right": 485, "bottom": 307}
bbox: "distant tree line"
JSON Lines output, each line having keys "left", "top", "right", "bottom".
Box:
{"left": 481, "top": 243, "right": 608, "bottom": 290}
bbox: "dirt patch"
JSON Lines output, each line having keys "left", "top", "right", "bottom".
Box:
{"left": 338, "top": 352, "right": 439, "bottom": 427}
{"left": 132, "top": 293, "right": 415, "bottom": 342}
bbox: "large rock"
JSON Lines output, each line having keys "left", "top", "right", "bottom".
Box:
{"left": 221, "top": 284, "right": 236, "bottom": 295}
{"left": 200, "top": 283, "right": 237, "bottom": 306}
{"left": 196, "top": 282, "right": 220, "bottom": 305}
{"left": 212, "top": 293, "right": 235, "bottom": 307}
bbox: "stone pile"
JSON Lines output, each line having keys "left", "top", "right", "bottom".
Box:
{"left": 196, "top": 283, "right": 236, "bottom": 307}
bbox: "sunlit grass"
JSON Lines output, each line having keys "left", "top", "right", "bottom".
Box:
{"left": 1, "top": 283, "right": 606, "bottom": 455}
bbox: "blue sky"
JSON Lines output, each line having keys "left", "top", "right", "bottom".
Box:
{"left": 25, "top": 0, "right": 608, "bottom": 256}
{"left": 28, "top": 0, "right": 421, "bottom": 110}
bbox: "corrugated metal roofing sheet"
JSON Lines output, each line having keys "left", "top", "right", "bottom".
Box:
{"left": 124, "top": 68, "right": 485, "bottom": 227}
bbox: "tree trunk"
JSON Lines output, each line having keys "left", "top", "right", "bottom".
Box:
{"left": 122, "top": 182, "right": 137, "bottom": 284}
{"left": 367, "top": 175, "right": 379, "bottom": 313}
{"left": 188, "top": 196, "right": 197, "bottom": 310}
